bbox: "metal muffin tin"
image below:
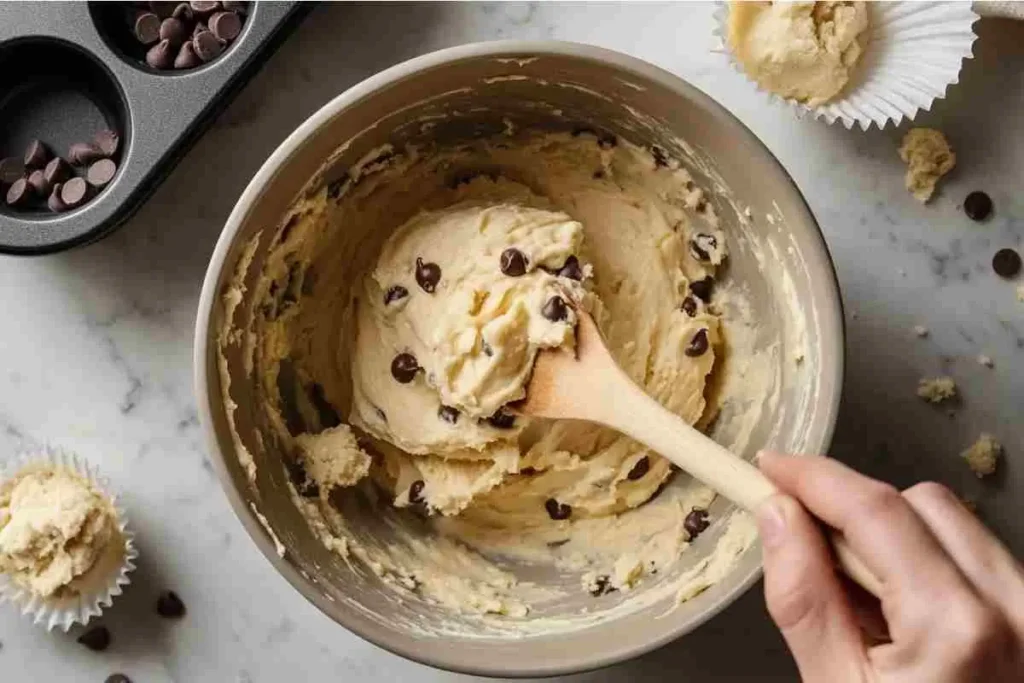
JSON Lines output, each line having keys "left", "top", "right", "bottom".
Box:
{"left": 0, "top": 1, "right": 309, "bottom": 255}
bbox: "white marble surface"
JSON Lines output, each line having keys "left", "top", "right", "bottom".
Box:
{"left": 2, "top": 3, "right": 1023, "bottom": 681}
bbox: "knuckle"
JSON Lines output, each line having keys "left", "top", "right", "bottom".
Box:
{"left": 944, "top": 600, "right": 1013, "bottom": 666}
{"left": 857, "top": 482, "right": 905, "bottom": 525}
{"left": 904, "top": 481, "right": 955, "bottom": 505}
{"left": 765, "top": 571, "right": 821, "bottom": 631}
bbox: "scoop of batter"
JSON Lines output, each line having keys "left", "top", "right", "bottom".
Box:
{"left": 728, "top": 1, "right": 869, "bottom": 106}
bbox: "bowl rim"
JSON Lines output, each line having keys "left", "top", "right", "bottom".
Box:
{"left": 194, "top": 39, "right": 845, "bottom": 678}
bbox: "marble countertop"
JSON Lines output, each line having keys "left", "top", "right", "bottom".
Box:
{"left": 2, "top": 3, "right": 1022, "bottom": 681}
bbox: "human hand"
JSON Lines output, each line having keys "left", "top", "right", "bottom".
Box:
{"left": 756, "top": 451, "right": 1024, "bottom": 682}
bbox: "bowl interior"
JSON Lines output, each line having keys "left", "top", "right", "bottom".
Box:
{"left": 198, "top": 43, "right": 843, "bottom": 677}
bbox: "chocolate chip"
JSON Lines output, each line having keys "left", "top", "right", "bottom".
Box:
{"left": 134, "top": 10, "right": 161, "bottom": 44}
{"left": 556, "top": 255, "right": 583, "bottom": 281}
{"left": 174, "top": 40, "right": 201, "bottom": 69}
{"left": 285, "top": 458, "right": 318, "bottom": 498}
{"left": 500, "top": 248, "right": 528, "bottom": 276}
{"left": 408, "top": 480, "right": 425, "bottom": 504}
{"left": 415, "top": 257, "right": 441, "bottom": 293}
{"left": 5, "top": 178, "right": 33, "bottom": 207}
{"left": 94, "top": 130, "right": 120, "bottom": 158}
{"left": 86, "top": 159, "right": 117, "bottom": 189}
{"left": 375, "top": 406, "right": 387, "bottom": 423}
{"left": 106, "top": 675, "right": 132, "bottom": 683}
{"left": 963, "top": 191, "right": 993, "bottom": 222}
{"left": 48, "top": 184, "right": 68, "bottom": 213}
{"left": 597, "top": 133, "right": 617, "bottom": 149}
{"left": 592, "top": 170, "right": 604, "bottom": 180}
{"left": 156, "top": 590, "right": 186, "bottom": 618}
{"left": 61, "top": 177, "right": 90, "bottom": 208}
{"left": 680, "top": 295, "right": 698, "bottom": 317}
{"left": 172, "top": 2, "right": 194, "bottom": 21}
{"left": 27, "top": 169, "right": 50, "bottom": 197}
{"left": 627, "top": 456, "right": 650, "bottom": 481}
{"left": 0, "top": 157, "right": 24, "bottom": 186}
{"left": 992, "top": 248, "right": 1021, "bottom": 279}
{"left": 390, "top": 353, "right": 419, "bottom": 383}
{"left": 192, "top": 20, "right": 208, "bottom": 38}
{"left": 545, "top": 498, "right": 572, "bottom": 520}
{"left": 146, "top": 38, "right": 175, "bottom": 69}
{"left": 23, "top": 139, "right": 50, "bottom": 169}
{"left": 383, "top": 284, "right": 409, "bottom": 305}
{"left": 487, "top": 409, "right": 515, "bottom": 429}
{"left": 190, "top": 0, "right": 220, "bottom": 13}
{"left": 210, "top": 10, "right": 242, "bottom": 41}
{"left": 684, "top": 508, "right": 710, "bottom": 539}
{"left": 77, "top": 626, "right": 111, "bottom": 651}
{"left": 689, "top": 276, "right": 714, "bottom": 303}
{"left": 159, "top": 17, "right": 187, "bottom": 45}
{"left": 685, "top": 328, "right": 709, "bottom": 357}
{"left": 68, "top": 142, "right": 103, "bottom": 166}
{"left": 481, "top": 340, "right": 494, "bottom": 357}
{"left": 326, "top": 176, "right": 348, "bottom": 199}
{"left": 438, "top": 405, "right": 459, "bottom": 424}
{"left": 193, "top": 30, "right": 223, "bottom": 62}
{"left": 590, "top": 575, "right": 614, "bottom": 597}
{"left": 652, "top": 146, "right": 669, "bottom": 168}
{"left": 689, "top": 233, "right": 717, "bottom": 263}
{"left": 541, "top": 295, "right": 569, "bottom": 322}
{"left": 43, "top": 156, "right": 70, "bottom": 185}
{"left": 521, "top": 467, "right": 537, "bottom": 476}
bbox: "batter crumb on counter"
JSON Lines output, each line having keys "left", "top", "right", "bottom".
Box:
{"left": 913, "top": 325, "right": 929, "bottom": 338}
{"left": 899, "top": 128, "right": 955, "bottom": 203}
{"left": 917, "top": 376, "right": 956, "bottom": 403}
{"left": 1017, "top": 284, "right": 1024, "bottom": 302}
{"left": 976, "top": 354, "right": 994, "bottom": 368}
{"left": 961, "top": 434, "right": 1002, "bottom": 478}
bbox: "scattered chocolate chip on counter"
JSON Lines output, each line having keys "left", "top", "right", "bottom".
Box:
{"left": 963, "top": 190, "right": 993, "bottom": 222}
{"left": 77, "top": 626, "right": 112, "bottom": 651}
{"left": 156, "top": 590, "right": 187, "bottom": 618}
{"left": 992, "top": 248, "right": 1021, "bottom": 279}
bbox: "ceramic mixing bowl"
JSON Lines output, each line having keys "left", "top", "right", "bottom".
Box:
{"left": 194, "top": 41, "right": 844, "bottom": 677}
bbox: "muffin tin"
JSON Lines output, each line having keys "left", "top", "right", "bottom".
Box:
{"left": 0, "top": 2, "right": 309, "bottom": 255}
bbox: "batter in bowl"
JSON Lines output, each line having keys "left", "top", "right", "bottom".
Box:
{"left": 225, "top": 129, "right": 756, "bottom": 624}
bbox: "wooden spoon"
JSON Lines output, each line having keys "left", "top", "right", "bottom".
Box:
{"left": 519, "top": 311, "right": 882, "bottom": 596}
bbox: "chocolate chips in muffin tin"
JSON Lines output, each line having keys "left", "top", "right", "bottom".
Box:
{"left": 156, "top": 590, "right": 187, "bottom": 618}
{"left": 77, "top": 626, "right": 112, "bottom": 651}
{"left": 126, "top": 1, "right": 250, "bottom": 72}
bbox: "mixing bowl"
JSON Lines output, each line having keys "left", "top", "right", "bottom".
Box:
{"left": 194, "top": 41, "right": 844, "bottom": 677}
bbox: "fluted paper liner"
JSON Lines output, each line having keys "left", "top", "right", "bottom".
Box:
{"left": 0, "top": 446, "right": 138, "bottom": 631}
{"left": 715, "top": 2, "right": 979, "bottom": 130}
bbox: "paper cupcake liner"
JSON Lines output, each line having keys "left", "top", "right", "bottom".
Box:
{"left": 0, "top": 445, "right": 138, "bottom": 632}
{"left": 715, "top": 1, "right": 979, "bottom": 130}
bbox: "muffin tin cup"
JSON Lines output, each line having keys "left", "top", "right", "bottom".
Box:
{"left": 0, "top": 1, "right": 309, "bottom": 255}
{"left": 0, "top": 445, "right": 138, "bottom": 632}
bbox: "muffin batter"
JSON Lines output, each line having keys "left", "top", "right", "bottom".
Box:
{"left": 728, "top": 1, "right": 870, "bottom": 106}
{"left": 225, "top": 130, "right": 755, "bottom": 622}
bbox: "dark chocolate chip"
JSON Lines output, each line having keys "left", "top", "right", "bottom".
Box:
{"left": 23, "top": 139, "right": 50, "bottom": 169}
{"left": 106, "top": 675, "right": 132, "bottom": 683}
{"left": 86, "top": 159, "right": 117, "bottom": 188}
{"left": 94, "top": 130, "right": 120, "bottom": 158}
{"left": 43, "top": 156, "right": 70, "bottom": 185}
{"left": 414, "top": 257, "right": 441, "bottom": 293}
{"left": 27, "top": 169, "right": 50, "bottom": 197}
{"left": 134, "top": 10, "right": 162, "bottom": 44}
{"left": 487, "top": 409, "right": 515, "bottom": 429}
{"left": 68, "top": 142, "right": 103, "bottom": 166}
{"left": 190, "top": 0, "right": 220, "bottom": 13}
{"left": 541, "top": 295, "right": 569, "bottom": 322}
{"left": 545, "top": 498, "right": 572, "bottom": 521}
{"left": 556, "top": 255, "right": 584, "bottom": 281}
{"left": 5, "top": 178, "right": 33, "bottom": 207}
{"left": 963, "top": 191, "right": 993, "bottom": 222}
{"left": 192, "top": 20, "right": 208, "bottom": 38}
{"left": 210, "top": 10, "right": 242, "bottom": 41}
{"left": 48, "top": 184, "right": 68, "bottom": 213}
{"left": 172, "top": 2, "right": 194, "bottom": 21}
{"left": 326, "top": 176, "right": 348, "bottom": 199}
{"left": 685, "top": 328, "right": 709, "bottom": 357}
{"left": 383, "top": 284, "right": 409, "bottom": 305}
{"left": 481, "top": 340, "right": 494, "bottom": 357}
{"left": 992, "top": 248, "right": 1021, "bottom": 279}
{"left": 174, "top": 40, "right": 201, "bottom": 69}
{"left": 689, "top": 276, "right": 714, "bottom": 303}
{"left": 520, "top": 467, "right": 537, "bottom": 476}
{"left": 500, "top": 248, "right": 528, "bottom": 276}
{"left": 146, "top": 38, "right": 175, "bottom": 69}
{"left": 193, "top": 30, "right": 223, "bottom": 62}
{"left": 77, "top": 626, "right": 111, "bottom": 651}
{"left": 651, "top": 146, "right": 669, "bottom": 168}
{"left": 689, "top": 233, "right": 717, "bottom": 263}
{"left": 592, "top": 169, "right": 605, "bottom": 180}
{"left": 590, "top": 575, "right": 614, "bottom": 597}
{"left": 0, "top": 157, "right": 24, "bottom": 185}
{"left": 684, "top": 507, "right": 710, "bottom": 539}
{"left": 438, "top": 405, "right": 459, "bottom": 424}
{"left": 285, "top": 458, "right": 318, "bottom": 498}
{"left": 627, "top": 456, "right": 650, "bottom": 481}
{"left": 60, "top": 177, "right": 90, "bottom": 208}
{"left": 160, "top": 16, "right": 187, "bottom": 45}
{"left": 408, "top": 480, "right": 425, "bottom": 504}
{"left": 156, "top": 590, "right": 186, "bottom": 618}
{"left": 390, "top": 353, "right": 419, "bottom": 383}
{"left": 375, "top": 406, "right": 387, "bottom": 423}
{"left": 680, "top": 295, "right": 698, "bottom": 317}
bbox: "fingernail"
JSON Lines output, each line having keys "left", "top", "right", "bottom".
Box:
{"left": 756, "top": 497, "right": 787, "bottom": 549}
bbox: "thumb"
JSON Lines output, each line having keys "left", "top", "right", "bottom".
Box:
{"left": 757, "top": 494, "right": 867, "bottom": 681}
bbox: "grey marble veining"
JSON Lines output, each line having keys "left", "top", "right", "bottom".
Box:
{"left": 1, "top": 4, "right": 1022, "bottom": 681}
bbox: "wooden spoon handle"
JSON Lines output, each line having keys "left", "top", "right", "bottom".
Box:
{"left": 593, "top": 364, "right": 882, "bottom": 596}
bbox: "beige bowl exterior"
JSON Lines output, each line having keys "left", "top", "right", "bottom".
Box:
{"left": 194, "top": 41, "right": 844, "bottom": 677}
